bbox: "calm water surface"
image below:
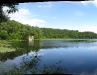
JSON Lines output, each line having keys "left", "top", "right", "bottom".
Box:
{"left": 0, "top": 39, "right": 97, "bottom": 74}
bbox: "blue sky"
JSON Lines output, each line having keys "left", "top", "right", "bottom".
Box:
{"left": 3, "top": 1, "right": 97, "bottom": 33}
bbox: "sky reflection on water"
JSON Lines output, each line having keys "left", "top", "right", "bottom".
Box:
{"left": 0, "top": 39, "right": 97, "bottom": 74}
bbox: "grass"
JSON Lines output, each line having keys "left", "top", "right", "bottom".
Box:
{"left": 0, "top": 40, "right": 11, "bottom": 44}
{"left": 0, "top": 40, "right": 16, "bottom": 47}
{"left": 0, "top": 47, "right": 15, "bottom": 53}
{"left": 0, "top": 40, "right": 15, "bottom": 53}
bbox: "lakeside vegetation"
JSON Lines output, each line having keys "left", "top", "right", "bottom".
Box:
{"left": 0, "top": 20, "right": 97, "bottom": 74}
{"left": 0, "top": 47, "right": 15, "bottom": 53}
{"left": 0, "top": 40, "right": 15, "bottom": 53}
{"left": 0, "top": 20, "right": 97, "bottom": 41}
{"left": 1, "top": 3, "right": 97, "bottom": 74}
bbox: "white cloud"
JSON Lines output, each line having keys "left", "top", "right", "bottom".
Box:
{"left": 79, "top": 25, "right": 97, "bottom": 33}
{"left": 37, "top": 4, "right": 52, "bottom": 8}
{"left": 8, "top": 8, "right": 46, "bottom": 27}
{"left": 65, "top": 1, "right": 97, "bottom": 7}
{"left": 37, "top": 5, "right": 42, "bottom": 8}
{"left": 81, "top": 1, "right": 93, "bottom": 6}
{"left": 37, "top": 2, "right": 53, "bottom": 8}
{"left": 81, "top": 0, "right": 97, "bottom": 7}
{"left": 3, "top": 6, "right": 10, "bottom": 15}
{"left": 43, "top": 16, "right": 57, "bottom": 19}
{"left": 51, "top": 17, "right": 57, "bottom": 18}
{"left": 74, "top": 11, "right": 85, "bottom": 17}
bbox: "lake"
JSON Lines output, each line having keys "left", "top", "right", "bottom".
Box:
{"left": 0, "top": 39, "right": 97, "bottom": 74}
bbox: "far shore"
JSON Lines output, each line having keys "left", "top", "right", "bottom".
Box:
{"left": 0, "top": 38, "right": 97, "bottom": 42}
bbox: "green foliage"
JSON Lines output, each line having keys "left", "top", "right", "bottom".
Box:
{"left": 0, "top": 20, "right": 97, "bottom": 41}
{"left": 0, "top": 30, "right": 8, "bottom": 40}
{"left": 0, "top": 47, "right": 15, "bottom": 53}
{"left": 0, "top": 20, "right": 43, "bottom": 40}
{"left": 0, "top": 3, "right": 18, "bottom": 22}
{"left": 41, "top": 28, "right": 97, "bottom": 39}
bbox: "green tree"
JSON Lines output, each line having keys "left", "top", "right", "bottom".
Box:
{"left": 0, "top": 3, "right": 19, "bottom": 22}
{"left": 0, "top": 30, "right": 8, "bottom": 40}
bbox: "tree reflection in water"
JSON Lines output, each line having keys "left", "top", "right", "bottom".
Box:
{"left": 0, "top": 51, "right": 67, "bottom": 74}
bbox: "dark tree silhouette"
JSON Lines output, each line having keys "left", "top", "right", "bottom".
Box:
{"left": 0, "top": 3, "right": 19, "bottom": 22}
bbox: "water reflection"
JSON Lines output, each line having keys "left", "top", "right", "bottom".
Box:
{"left": 40, "top": 39, "right": 97, "bottom": 49}
{"left": 0, "top": 39, "right": 97, "bottom": 62}
{"left": 0, "top": 39, "right": 97, "bottom": 74}
{"left": 28, "top": 40, "right": 34, "bottom": 46}
{"left": 0, "top": 51, "right": 67, "bottom": 74}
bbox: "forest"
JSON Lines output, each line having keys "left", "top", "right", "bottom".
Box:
{"left": 0, "top": 20, "right": 97, "bottom": 41}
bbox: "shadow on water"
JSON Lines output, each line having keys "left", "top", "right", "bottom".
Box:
{"left": 0, "top": 52, "right": 67, "bottom": 74}
{"left": 0, "top": 39, "right": 97, "bottom": 74}
{"left": 0, "top": 39, "right": 97, "bottom": 62}
{"left": 0, "top": 40, "right": 41, "bottom": 62}
{"left": 0, "top": 40, "right": 69, "bottom": 62}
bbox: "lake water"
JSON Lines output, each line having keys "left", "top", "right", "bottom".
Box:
{"left": 1, "top": 39, "right": 97, "bottom": 74}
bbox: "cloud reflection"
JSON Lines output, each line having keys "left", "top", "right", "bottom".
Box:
{"left": 28, "top": 51, "right": 44, "bottom": 57}
{"left": 80, "top": 69, "right": 97, "bottom": 75}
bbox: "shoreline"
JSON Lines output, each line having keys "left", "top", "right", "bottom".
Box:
{"left": 0, "top": 39, "right": 97, "bottom": 41}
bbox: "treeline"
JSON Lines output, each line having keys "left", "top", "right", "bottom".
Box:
{"left": 0, "top": 20, "right": 42, "bottom": 40}
{"left": 41, "top": 28, "right": 97, "bottom": 39}
{"left": 0, "top": 20, "right": 97, "bottom": 40}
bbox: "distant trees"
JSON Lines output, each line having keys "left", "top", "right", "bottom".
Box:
{"left": 0, "top": 3, "right": 97, "bottom": 40}
{"left": 41, "top": 28, "right": 97, "bottom": 39}
{"left": 0, "top": 20, "right": 97, "bottom": 41}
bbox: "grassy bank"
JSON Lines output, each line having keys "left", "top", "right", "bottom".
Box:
{"left": 0, "top": 40, "right": 16, "bottom": 53}
{"left": 0, "top": 40, "right": 12, "bottom": 47}
{"left": 0, "top": 47, "right": 15, "bottom": 53}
